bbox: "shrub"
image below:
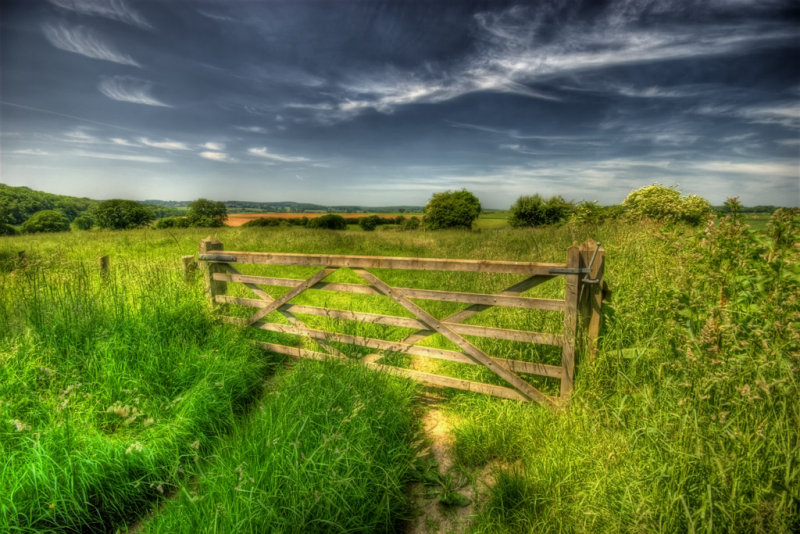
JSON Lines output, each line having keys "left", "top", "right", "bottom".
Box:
{"left": 243, "top": 217, "right": 282, "bottom": 227}
{"left": 568, "top": 201, "right": 624, "bottom": 225}
{"left": 0, "top": 223, "right": 18, "bottom": 236}
{"left": 509, "top": 195, "right": 573, "bottom": 227}
{"left": 154, "top": 216, "right": 191, "bottom": 229}
{"left": 623, "top": 184, "right": 711, "bottom": 225}
{"left": 394, "top": 215, "right": 406, "bottom": 225}
{"left": 423, "top": 190, "right": 481, "bottom": 230}
{"left": 402, "top": 216, "right": 421, "bottom": 230}
{"left": 308, "top": 214, "right": 347, "bottom": 230}
{"left": 21, "top": 210, "right": 71, "bottom": 234}
{"left": 94, "top": 200, "right": 154, "bottom": 230}
{"left": 359, "top": 215, "right": 381, "bottom": 231}
{"left": 73, "top": 214, "right": 94, "bottom": 230}
{"left": 187, "top": 198, "right": 227, "bottom": 226}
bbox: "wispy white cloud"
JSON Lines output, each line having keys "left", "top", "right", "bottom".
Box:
{"left": 235, "top": 125, "right": 268, "bottom": 134}
{"left": 294, "top": 1, "right": 794, "bottom": 122}
{"left": 199, "top": 151, "right": 229, "bottom": 162}
{"left": 10, "top": 149, "right": 51, "bottom": 156}
{"left": 248, "top": 147, "right": 310, "bottom": 163}
{"left": 693, "top": 161, "right": 798, "bottom": 176}
{"left": 742, "top": 103, "right": 800, "bottom": 128}
{"left": 99, "top": 76, "right": 170, "bottom": 107}
{"left": 202, "top": 142, "right": 225, "bottom": 151}
{"left": 63, "top": 128, "right": 105, "bottom": 144}
{"left": 69, "top": 150, "right": 168, "bottom": 163}
{"left": 110, "top": 137, "right": 138, "bottom": 146}
{"left": 138, "top": 137, "right": 190, "bottom": 150}
{"left": 42, "top": 23, "right": 140, "bottom": 66}
{"left": 48, "top": 0, "right": 151, "bottom": 29}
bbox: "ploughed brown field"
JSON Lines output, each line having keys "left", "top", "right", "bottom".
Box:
{"left": 226, "top": 212, "right": 373, "bottom": 227}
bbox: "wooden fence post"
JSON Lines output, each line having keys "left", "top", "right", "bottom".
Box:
{"left": 199, "top": 238, "right": 226, "bottom": 303}
{"left": 98, "top": 255, "right": 109, "bottom": 281}
{"left": 181, "top": 255, "right": 197, "bottom": 282}
{"left": 584, "top": 242, "right": 605, "bottom": 359}
{"left": 560, "top": 245, "right": 580, "bottom": 401}
{"left": 18, "top": 251, "right": 27, "bottom": 269}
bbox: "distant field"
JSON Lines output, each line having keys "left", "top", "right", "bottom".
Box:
{"left": 226, "top": 212, "right": 421, "bottom": 227}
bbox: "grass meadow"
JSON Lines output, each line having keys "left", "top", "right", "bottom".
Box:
{"left": 0, "top": 211, "right": 797, "bottom": 532}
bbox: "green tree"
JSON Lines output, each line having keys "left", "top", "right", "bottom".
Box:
{"left": 94, "top": 199, "right": 154, "bottom": 230}
{"left": 187, "top": 198, "right": 227, "bottom": 227}
{"left": 422, "top": 190, "right": 481, "bottom": 230}
{"left": 509, "top": 195, "right": 573, "bottom": 227}
{"left": 21, "top": 210, "right": 71, "bottom": 234}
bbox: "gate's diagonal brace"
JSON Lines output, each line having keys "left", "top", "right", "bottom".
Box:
{"left": 353, "top": 268, "right": 554, "bottom": 407}
{"left": 401, "top": 275, "right": 555, "bottom": 345}
{"left": 246, "top": 268, "right": 336, "bottom": 325}
{"left": 226, "top": 265, "right": 344, "bottom": 357}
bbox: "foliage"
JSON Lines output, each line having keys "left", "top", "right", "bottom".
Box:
{"left": 509, "top": 194, "right": 573, "bottom": 227}
{"left": 73, "top": 214, "right": 94, "bottom": 230}
{"left": 21, "top": 210, "right": 71, "bottom": 234}
{"left": 307, "top": 213, "right": 347, "bottom": 230}
{"left": 402, "top": 216, "right": 421, "bottom": 230}
{"left": 423, "top": 189, "right": 481, "bottom": 230}
{"left": 0, "top": 184, "right": 95, "bottom": 224}
{"left": 567, "top": 201, "right": 625, "bottom": 225}
{"left": 0, "top": 223, "right": 18, "bottom": 236}
{"left": 94, "top": 199, "right": 154, "bottom": 230}
{"left": 623, "top": 184, "right": 711, "bottom": 225}
{"left": 154, "top": 216, "right": 191, "bottom": 229}
{"left": 187, "top": 199, "right": 227, "bottom": 227}
{"left": 359, "top": 215, "right": 382, "bottom": 231}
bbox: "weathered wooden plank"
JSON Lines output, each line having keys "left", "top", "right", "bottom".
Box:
{"left": 252, "top": 340, "right": 533, "bottom": 402}
{"left": 245, "top": 268, "right": 336, "bottom": 325}
{"left": 365, "top": 363, "right": 530, "bottom": 402}
{"left": 353, "top": 268, "right": 554, "bottom": 406}
{"left": 205, "top": 251, "right": 566, "bottom": 275}
{"left": 212, "top": 273, "right": 563, "bottom": 310}
{"left": 236, "top": 319, "right": 563, "bottom": 378}
{"left": 215, "top": 298, "right": 562, "bottom": 346}
{"left": 561, "top": 245, "right": 580, "bottom": 399}
{"left": 199, "top": 239, "right": 226, "bottom": 301}
{"left": 402, "top": 275, "right": 557, "bottom": 344}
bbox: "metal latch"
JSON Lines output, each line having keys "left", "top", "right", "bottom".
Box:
{"left": 198, "top": 254, "right": 238, "bottom": 262}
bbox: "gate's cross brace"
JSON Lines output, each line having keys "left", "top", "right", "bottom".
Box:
{"left": 224, "top": 264, "right": 344, "bottom": 358}
{"left": 401, "top": 274, "right": 555, "bottom": 345}
{"left": 245, "top": 268, "right": 337, "bottom": 325}
{"left": 353, "top": 268, "right": 554, "bottom": 406}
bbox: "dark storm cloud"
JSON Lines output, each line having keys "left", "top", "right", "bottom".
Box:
{"left": 1, "top": 0, "right": 798, "bottom": 206}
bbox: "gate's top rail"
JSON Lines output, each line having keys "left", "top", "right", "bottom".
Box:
{"left": 198, "top": 251, "right": 566, "bottom": 275}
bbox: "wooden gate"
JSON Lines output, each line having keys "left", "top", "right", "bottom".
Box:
{"left": 198, "top": 238, "right": 606, "bottom": 408}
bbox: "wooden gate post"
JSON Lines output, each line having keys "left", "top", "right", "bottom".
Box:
{"left": 181, "top": 255, "right": 197, "bottom": 282}
{"left": 199, "top": 238, "right": 226, "bottom": 303}
{"left": 581, "top": 240, "right": 605, "bottom": 359}
{"left": 560, "top": 245, "right": 580, "bottom": 400}
{"left": 98, "top": 255, "right": 109, "bottom": 281}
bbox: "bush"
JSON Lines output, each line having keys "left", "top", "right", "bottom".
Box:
{"left": 94, "top": 200, "right": 154, "bottom": 230}
{"left": 423, "top": 190, "right": 481, "bottom": 230}
{"left": 154, "top": 216, "right": 191, "bottom": 229}
{"left": 509, "top": 195, "right": 573, "bottom": 227}
{"left": 73, "top": 214, "right": 94, "bottom": 230}
{"left": 568, "top": 201, "right": 624, "bottom": 225}
{"left": 243, "top": 217, "right": 282, "bottom": 227}
{"left": 187, "top": 198, "right": 227, "bottom": 226}
{"left": 21, "top": 210, "right": 71, "bottom": 234}
{"left": 623, "top": 184, "right": 711, "bottom": 225}
{"left": 359, "top": 215, "right": 381, "bottom": 231}
{"left": 308, "top": 214, "right": 347, "bottom": 230}
{"left": 402, "top": 216, "right": 421, "bottom": 230}
{"left": 0, "top": 223, "right": 18, "bottom": 236}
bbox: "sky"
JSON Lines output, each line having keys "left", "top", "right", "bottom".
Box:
{"left": 1, "top": 0, "right": 798, "bottom": 208}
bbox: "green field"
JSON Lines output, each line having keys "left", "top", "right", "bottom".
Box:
{"left": 1, "top": 214, "right": 798, "bottom": 532}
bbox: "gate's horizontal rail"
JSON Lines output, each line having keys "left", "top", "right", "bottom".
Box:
{"left": 223, "top": 317, "right": 563, "bottom": 378}
{"left": 212, "top": 273, "right": 564, "bottom": 311}
{"left": 201, "top": 251, "right": 565, "bottom": 275}
{"left": 217, "top": 297, "right": 562, "bottom": 346}
{"left": 254, "top": 341, "right": 531, "bottom": 401}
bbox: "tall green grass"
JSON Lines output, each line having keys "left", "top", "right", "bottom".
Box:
{"left": 143, "top": 359, "right": 418, "bottom": 533}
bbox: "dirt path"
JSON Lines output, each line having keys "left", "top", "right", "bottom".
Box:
{"left": 406, "top": 396, "right": 493, "bottom": 534}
